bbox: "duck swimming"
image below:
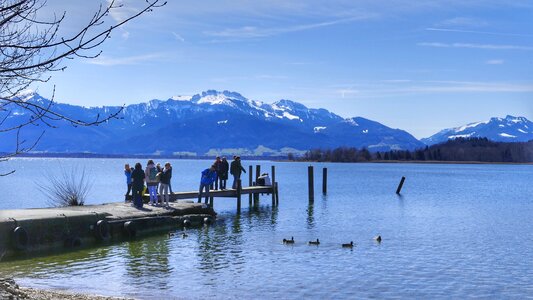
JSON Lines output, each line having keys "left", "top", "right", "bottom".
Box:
{"left": 374, "top": 235, "right": 382, "bottom": 243}
{"left": 283, "top": 237, "right": 295, "bottom": 244}
{"left": 342, "top": 241, "right": 354, "bottom": 248}
{"left": 308, "top": 239, "right": 320, "bottom": 245}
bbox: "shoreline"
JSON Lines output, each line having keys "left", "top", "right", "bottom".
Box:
{"left": 288, "top": 159, "right": 533, "bottom": 165}
{"left": 8, "top": 154, "right": 532, "bottom": 165}
{"left": 1, "top": 278, "right": 132, "bottom": 300}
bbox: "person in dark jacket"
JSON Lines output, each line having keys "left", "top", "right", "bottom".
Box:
{"left": 168, "top": 163, "right": 173, "bottom": 193}
{"left": 213, "top": 156, "right": 223, "bottom": 189}
{"left": 230, "top": 156, "right": 246, "bottom": 189}
{"left": 131, "top": 162, "right": 145, "bottom": 208}
{"left": 219, "top": 156, "right": 229, "bottom": 190}
{"left": 159, "top": 162, "right": 172, "bottom": 207}
{"left": 198, "top": 165, "right": 217, "bottom": 203}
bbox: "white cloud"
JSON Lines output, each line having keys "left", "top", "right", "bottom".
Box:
{"left": 106, "top": 0, "right": 139, "bottom": 23}
{"left": 330, "top": 80, "right": 533, "bottom": 99}
{"left": 121, "top": 29, "right": 130, "bottom": 40}
{"left": 204, "top": 14, "right": 377, "bottom": 39}
{"left": 418, "top": 42, "right": 533, "bottom": 50}
{"left": 435, "top": 17, "right": 488, "bottom": 28}
{"left": 425, "top": 27, "right": 533, "bottom": 37}
{"left": 172, "top": 32, "right": 185, "bottom": 42}
{"left": 256, "top": 74, "right": 288, "bottom": 80}
{"left": 337, "top": 88, "right": 360, "bottom": 98}
{"left": 86, "top": 53, "right": 165, "bottom": 66}
{"left": 486, "top": 59, "right": 504, "bottom": 65}
{"left": 210, "top": 74, "right": 288, "bottom": 82}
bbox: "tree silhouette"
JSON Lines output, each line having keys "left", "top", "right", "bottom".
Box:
{"left": 0, "top": 0, "right": 165, "bottom": 175}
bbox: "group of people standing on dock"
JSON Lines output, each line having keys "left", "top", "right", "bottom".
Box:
{"left": 198, "top": 156, "right": 246, "bottom": 203}
{"left": 124, "top": 156, "right": 247, "bottom": 208}
{"left": 124, "top": 160, "right": 173, "bottom": 208}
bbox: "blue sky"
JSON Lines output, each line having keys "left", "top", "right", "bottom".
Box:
{"left": 35, "top": 0, "right": 533, "bottom": 138}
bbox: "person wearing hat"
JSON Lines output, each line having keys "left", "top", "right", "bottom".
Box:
{"left": 230, "top": 156, "right": 246, "bottom": 189}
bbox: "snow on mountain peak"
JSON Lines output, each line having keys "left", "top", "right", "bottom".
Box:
{"left": 504, "top": 115, "right": 527, "bottom": 124}
{"left": 423, "top": 115, "right": 533, "bottom": 145}
{"left": 273, "top": 99, "right": 308, "bottom": 111}
{"left": 147, "top": 99, "right": 162, "bottom": 110}
{"left": 455, "top": 121, "right": 487, "bottom": 132}
{"left": 344, "top": 118, "right": 359, "bottom": 126}
{"left": 170, "top": 95, "right": 191, "bottom": 101}
{"left": 190, "top": 90, "right": 250, "bottom": 107}
{"left": 14, "top": 89, "right": 38, "bottom": 102}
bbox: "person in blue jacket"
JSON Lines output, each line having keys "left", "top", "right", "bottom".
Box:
{"left": 124, "top": 163, "right": 132, "bottom": 201}
{"left": 198, "top": 165, "right": 217, "bottom": 203}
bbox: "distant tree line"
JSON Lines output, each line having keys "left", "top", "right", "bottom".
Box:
{"left": 298, "top": 138, "right": 533, "bottom": 163}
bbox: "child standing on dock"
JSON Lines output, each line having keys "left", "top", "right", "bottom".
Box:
{"left": 198, "top": 165, "right": 217, "bottom": 203}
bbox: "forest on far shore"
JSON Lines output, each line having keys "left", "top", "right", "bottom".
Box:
{"left": 296, "top": 138, "right": 533, "bottom": 163}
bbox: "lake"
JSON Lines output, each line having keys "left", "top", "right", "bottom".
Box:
{"left": 1, "top": 158, "right": 532, "bottom": 299}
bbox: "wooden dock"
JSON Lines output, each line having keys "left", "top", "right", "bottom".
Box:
{"left": 128, "top": 165, "right": 280, "bottom": 212}
{"left": 130, "top": 179, "right": 279, "bottom": 212}
{"left": 171, "top": 185, "right": 275, "bottom": 201}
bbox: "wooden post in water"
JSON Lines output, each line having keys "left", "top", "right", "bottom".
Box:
{"left": 254, "top": 165, "right": 261, "bottom": 203}
{"left": 275, "top": 182, "right": 279, "bottom": 205}
{"left": 322, "top": 167, "right": 328, "bottom": 195}
{"left": 209, "top": 183, "right": 214, "bottom": 205}
{"left": 237, "top": 179, "right": 242, "bottom": 212}
{"left": 248, "top": 165, "right": 253, "bottom": 205}
{"left": 271, "top": 165, "right": 276, "bottom": 206}
{"left": 308, "top": 165, "right": 314, "bottom": 202}
{"left": 396, "top": 176, "right": 406, "bottom": 194}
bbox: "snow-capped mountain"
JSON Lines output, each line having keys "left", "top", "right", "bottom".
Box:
{"left": 422, "top": 115, "right": 533, "bottom": 145}
{"left": 2, "top": 90, "right": 425, "bottom": 155}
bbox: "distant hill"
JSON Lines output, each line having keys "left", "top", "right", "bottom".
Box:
{"left": 303, "top": 138, "right": 533, "bottom": 163}
{"left": 422, "top": 115, "right": 533, "bottom": 145}
{"left": 1, "top": 90, "right": 424, "bottom": 156}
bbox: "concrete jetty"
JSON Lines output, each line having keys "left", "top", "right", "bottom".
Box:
{"left": 0, "top": 201, "right": 215, "bottom": 259}
{"left": 0, "top": 165, "right": 279, "bottom": 260}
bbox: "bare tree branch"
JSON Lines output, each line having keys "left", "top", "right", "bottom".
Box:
{"left": 0, "top": 0, "right": 166, "bottom": 173}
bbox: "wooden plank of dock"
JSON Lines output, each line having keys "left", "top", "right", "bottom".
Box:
{"left": 169, "top": 186, "right": 274, "bottom": 201}
{"left": 126, "top": 186, "right": 275, "bottom": 202}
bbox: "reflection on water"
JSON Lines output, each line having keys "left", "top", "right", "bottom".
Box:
{"left": 1, "top": 160, "right": 533, "bottom": 299}
{"left": 306, "top": 203, "right": 315, "bottom": 229}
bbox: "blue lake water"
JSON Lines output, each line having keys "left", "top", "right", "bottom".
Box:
{"left": 1, "top": 158, "right": 532, "bottom": 299}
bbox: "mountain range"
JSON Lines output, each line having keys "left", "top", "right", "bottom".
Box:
{"left": 1, "top": 90, "right": 531, "bottom": 156}
{"left": 422, "top": 115, "right": 533, "bottom": 145}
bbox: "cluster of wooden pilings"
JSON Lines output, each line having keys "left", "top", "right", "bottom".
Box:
{"left": 306, "top": 166, "right": 328, "bottom": 203}
{"left": 306, "top": 165, "right": 406, "bottom": 202}
{"left": 206, "top": 165, "right": 279, "bottom": 212}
